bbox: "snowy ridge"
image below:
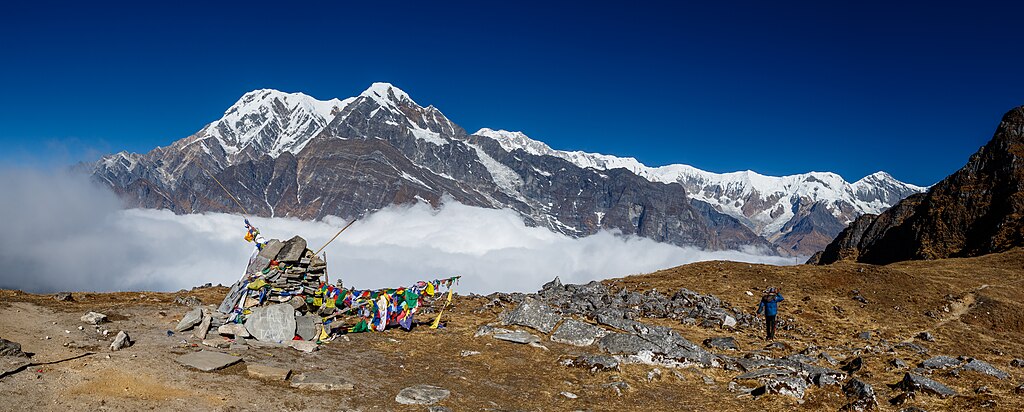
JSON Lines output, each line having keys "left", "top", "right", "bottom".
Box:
{"left": 474, "top": 128, "right": 928, "bottom": 237}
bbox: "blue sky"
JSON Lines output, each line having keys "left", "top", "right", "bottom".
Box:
{"left": 2, "top": 2, "right": 1022, "bottom": 186}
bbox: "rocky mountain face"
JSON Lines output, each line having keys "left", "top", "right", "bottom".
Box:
{"left": 811, "top": 106, "right": 1024, "bottom": 265}
{"left": 90, "top": 83, "right": 922, "bottom": 256}
{"left": 475, "top": 130, "right": 926, "bottom": 255}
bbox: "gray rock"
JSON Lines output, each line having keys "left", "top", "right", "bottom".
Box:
{"left": 703, "top": 336, "right": 738, "bottom": 351}
{"left": 895, "top": 342, "right": 928, "bottom": 354}
{"left": 735, "top": 368, "right": 795, "bottom": 380}
{"left": 565, "top": 354, "right": 619, "bottom": 372}
{"left": 395, "top": 384, "right": 450, "bottom": 405}
{"left": 290, "top": 372, "right": 354, "bottom": 391}
{"left": 218, "top": 279, "right": 246, "bottom": 314}
{"left": 891, "top": 358, "right": 908, "bottom": 368}
{"left": 247, "top": 364, "right": 291, "bottom": 380}
{"left": 245, "top": 254, "right": 272, "bottom": 276}
{"left": 1011, "top": 358, "right": 1024, "bottom": 368}
{"left": 174, "top": 296, "right": 202, "bottom": 307}
{"left": 244, "top": 303, "right": 296, "bottom": 342}
{"left": 295, "top": 314, "right": 318, "bottom": 341}
{"left": 53, "top": 292, "right": 74, "bottom": 302}
{"left": 428, "top": 407, "right": 453, "bottom": 412}
{"left": 892, "top": 372, "right": 957, "bottom": 398}
{"left": 916, "top": 331, "right": 935, "bottom": 342}
{"left": 81, "top": 312, "right": 108, "bottom": 325}
{"left": 193, "top": 312, "right": 212, "bottom": 340}
{"left": 920, "top": 355, "right": 962, "bottom": 370}
{"left": 960, "top": 358, "right": 1009, "bottom": 379}
{"left": 856, "top": 331, "right": 872, "bottom": 340}
{"left": 897, "top": 407, "right": 926, "bottom": 412}
{"left": 175, "top": 350, "right": 242, "bottom": 372}
{"left": 501, "top": 297, "right": 561, "bottom": 333}
{"left": 276, "top": 235, "right": 307, "bottom": 263}
{"left": 175, "top": 308, "right": 204, "bottom": 332}
{"left": 843, "top": 378, "right": 878, "bottom": 411}
{"left": 819, "top": 352, "right": 839, "bottom": 366}
{"left": 598, "top": 329, "right": 716, "bottom": 367}
{"left": 0, "top": 338, "right": 27, "bottom": 357}
{"left": 217, "top": 323, "right": 251, "bottom": 338}
{"left": 473, "top": 324, "right": 511, "bottom": 338}
{"left": 257, "top": 239, "right": 285, "bottom": 261}
{"left": 757, "top": 375, "right": 809, "bottom": 399}
{"left": 288, "top": 340, "right": 319, "bottom": 353}
{"left": 550, "top": 318, "right": 604, "bottom": 347}
{"left": 109, "top": 330, "right": 131, "bottom": 351}
{"left": 493, "top": 330, "right": 540, "bottom": 344}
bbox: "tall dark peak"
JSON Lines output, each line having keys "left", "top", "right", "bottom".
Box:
{"left": 812, "top": 106, "right": 1024, "bottom": 265}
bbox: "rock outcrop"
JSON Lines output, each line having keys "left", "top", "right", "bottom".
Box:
{"left": 812, "top": 106, "right": 1024, "bottom": 264}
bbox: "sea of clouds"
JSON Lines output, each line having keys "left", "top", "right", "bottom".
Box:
{"left": 0, "top": 168, "right": 795, "bottom": 294}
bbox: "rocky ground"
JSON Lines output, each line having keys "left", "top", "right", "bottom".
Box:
{"left": 3, "top": 249, "right": 1024, "bottom": 411}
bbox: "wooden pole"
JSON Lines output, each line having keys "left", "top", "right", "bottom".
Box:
{"left": 313, "top": 218, "right": 358, "bottom": 256}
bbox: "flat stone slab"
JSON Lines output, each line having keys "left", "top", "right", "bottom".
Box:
{"left": 175, "top": 308, "right": 204, "bottom": 332}
{"left": 960, "top": 358, "right": 1009, "bottom": 379}
{"left": 501, "top": 297, "right": 561, "bottom": 333}
{"left": 492, "top": 330, "right": 540, "bottom": 344}
{"left": 175, "top": 350, "right": 242, "bottom": 372}
{"left": 290, "top": 372, "right": 354, "bottom": 391}
{"left": 550, "top": 318, "right": 604, "bottom": 347}
{"left": 247, "top": 364, "right": 291, "bottom": 380}
{"left": 395, "top": 384, "right": 451, "bottom": 405}
{"left": 245, "top": 303, "right": 296, "bottom": 343}
{"left": 893, "top": 373, "right": 957, "bottom": 398}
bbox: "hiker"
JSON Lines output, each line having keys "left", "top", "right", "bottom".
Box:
{"left": 756, "top": 287, "right": 784, "bottom": 340}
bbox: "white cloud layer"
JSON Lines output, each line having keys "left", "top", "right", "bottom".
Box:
{"left": 0, "top": 169, "right": 795, "bottom": 294}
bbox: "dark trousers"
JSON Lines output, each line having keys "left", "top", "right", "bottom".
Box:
{"left": 765, "top": 314, "right": 777, "bottom": 340}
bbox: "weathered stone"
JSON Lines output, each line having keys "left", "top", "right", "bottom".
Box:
{"left": 915, "top": 331, "right": 935, "bottom": 342}
{"left": 960, "top": 358, "right": 1009, "bottom": 379}
{"left": 460, "top": 350, "right": 480, "bottom": 357}
{"left": 193, "top": 312, "right": 212, "bottom": 340}
{"left": 53, "top": 292, "right": 74, "bottom": 302}
{"left": 218, "top": 279, "right": 246, "bottom": 314}
{"left": 550, "top": 319, "right": 604, "bottom": 347}
{"left": 0, "top": 338, "right": 27, "bottom": 357}
{"left": 395, "top": 384, "right": 450, "bottom": 405}
{"left": 703, "top": 336, "right": 738, "bottom": 351}
{"left": 295, "top": 314, "right": 318, "bottom": 341}
{"left": 891, "top": 358, "right": 908, "bottom": 368}
{"left": 565, "top": 354, "right": 619, "bottom": 372}
{"left": 81, "top": 312, "right": 108, "bottom": 325}
{"left": 202, "top": 338, "right": 231, "bottom": 348}
{"left": 501, "top": 297, "right": 561, "bottom": 333}
{"left": 1011, "top": 358, "right": 1024, "bottom": 368}
{"left": 842, "top": 378, "right": 878, "bottom": 411}
{"left": 175, "top": 308, "right": 204, "bottom": 332}
{"left": 217, "top": 323, "right": 251, "bottom": 338}
{"left": 257, "top": 239, "right": 285, "bottom": 261}
{"left": 247, "top": 364, "right": 291, "bottom": 380}
{"left": 276, "top": 236, "right": 307, "bottom": 263}
{"left": 174, "top": 296, "right": 202, "bottom": 307}
{"left": 895, "top": 342, "right": 928, "bottom": 354}
{"left": 245, "top": 255, "right": 272, "bottom": 276}
{"left": 109, "top": 331, "right": 131, "bottom": 351}
{"left": 175, "top": 350, "right": 242, "bottom": 372}
{"left": 735, "top": 368, "right": 795, "bottom": 380}
{"left": 244, "top": 303, "right": 296, "bottom": 342}
{"left": 473, "top": 324, "right": 511, "bottom": 338}
{"left": 493, "top": 330, "right": 540, "bottom": 344}
{"left": 428, "top": 407, "right": 453, "bottom": 412}
{"left": 920, "top": 355, "right": 962, "bottom": 370}
{"left": 892, "top": 372, "right": 957, "bottom": 398}
{"left": 756, "top": 375, "right": 809, "bottom": 399}
{"left": 856, "top": 331, "right": 872, "bottom": 340}
{"left": 290, "top": 372, "right": 354, "bottom": 391}
{"left": 288, "top": 340, "right": 319, "bottom": 353}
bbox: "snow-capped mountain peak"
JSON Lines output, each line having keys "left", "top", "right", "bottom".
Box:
{"left": 359, "top": 82, "right": 416, "bottom": 108}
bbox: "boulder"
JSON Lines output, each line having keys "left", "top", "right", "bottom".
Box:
{"left": 842, "top": 378, "right": 878, "bottom": 411}
{"left": 217, "top": 323, "right": 251, "bottom": 338}
{"left": 492, "top": 330, "right": 540, "bottom": 345}
{"left": 501, "top": 297, "right": 561, "bottom": 333}
{"left": 256, "top": 239, "right": 285, "bottom": 261}
{"left": 53, "top": 292, "right": 74, "bottom": 302}
{"left": 960, "top": 358, "right": 1009, "bottom": 379}
{"left": 920, "top": 355, "right": 962, "bottom": 370}
{"left": 703, "top": 336, "right": 738, "bottom": 351}
{"left": 81, "top": 312, "right": 108, "bottom": 325}
{"left": 295, "top": 314, "right": 318, "bottom": 341}
{"left": 755, "top": 375, "right": 809, "bottom": 399}
{"left": 915, "top": 331, "right": 935, "bottom": 342}
{"left": 193, "top": 312, "right": 212, "bottom": 340}
{"left": 564, "top": 354, "right": 619, "bottom": 372}
{"left": 395, "top": 384, "right": 451, "bottom": 405}
{"left": 276, "top": 235, "right": 307, "bottom": 263}
{"left": 174, "top": 308, "right": 204, "bottom": 332}
{"left": 550, "top": 319, "right": 604, "bottom": 347}
{"left": 109, "top": 331, "right": 131, "bottom": 351}
{"left": 735, "top": 368, "right": 795, "bottom": 381}
{"left": 0, "top": 338, "right": 27, "bottom": 357}
{"left": 892, "top": 372, "right": 957, "bottom": 398}
{"left": 244, "top": 303, "right": 296, "bottom": 342}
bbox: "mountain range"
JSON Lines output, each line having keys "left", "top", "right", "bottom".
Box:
{"left": 89, "top": 83, "right": 925, "bottom": 256}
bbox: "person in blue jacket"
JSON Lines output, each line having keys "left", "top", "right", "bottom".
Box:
{"left": 756, "top": 287, "right": 784, "bottom": 340}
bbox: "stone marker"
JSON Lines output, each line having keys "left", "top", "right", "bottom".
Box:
{"left": 175, "top": 308, "right": 204, "bottom": 332}
{"left": 295, "top": 314, "right": 318, "bottom": 341}
{"left": 81, "top": 312, "right": 108, "bottom": 325}
{"left": 245, "top": 303, "right": 296, "bottom": 342}
{"left": 290, "top": 372, "right": 354, "bottom": 391}
{"left": 395, "top": 384, "right": 451, "bottom": 405}
{"left": 194, "top": 311, "right": 212, "bottom": 340}
{"left": 276, "top": 236, "right": 307, "bottom": 263}
{"left": 247, "top": 364, "right": 291, "bottom": 380}
{"left": 109, "top": 331, "right": 131, "bottom": 351}
{"left": 175, "top": 350, "right": 242, "bottom": 372}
